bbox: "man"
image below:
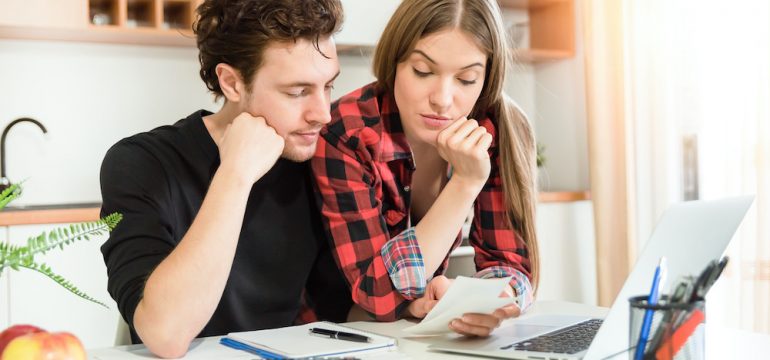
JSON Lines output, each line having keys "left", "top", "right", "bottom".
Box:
{"left": 99, "top": 0, "right": 350, "bottom": 357}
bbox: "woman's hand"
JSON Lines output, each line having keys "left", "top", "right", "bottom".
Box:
{"left": 407, "top": 278, "right": 521, "bottom": 337}
{"left": 448, "top": 285, "right": 521, "bottom": 337}
{"left": 436, "top": 117, "right": 493, "bottom": 191}
{"left": 405, "top": 275, "right": 453, "bottom": 319}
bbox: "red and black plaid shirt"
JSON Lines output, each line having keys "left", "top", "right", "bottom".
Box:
{"left": 311, "top": 83, "right": 533, "bottom": 321}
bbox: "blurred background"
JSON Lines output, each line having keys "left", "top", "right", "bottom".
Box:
{"left": 0, "top": 0, "right": 766, "bottom": 349}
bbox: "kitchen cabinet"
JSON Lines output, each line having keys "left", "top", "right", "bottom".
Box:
{"left": 499, "top": 0, "right": 575, "bottom": 62}
{"left": 5, "top": 223, "right": 119, "bottom": 349}
{"left": 0, "top": 0, "right": 401, "bottom": 51}
{"left": 0, "top": 0, "right": 575, "bottom": 60}
{"left": 0, "top": 0, "right": 200, "bottom": 47}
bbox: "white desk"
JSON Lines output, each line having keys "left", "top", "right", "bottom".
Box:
{"left": 88, "top": 301, "right": 770, "bottom": 360}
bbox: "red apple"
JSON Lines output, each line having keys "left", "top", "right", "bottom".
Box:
{"left": 1, "top": 331, "right": 85, "bottom": 360}
{"left": 0, "top": 324, "right": 45, "bottom": 354}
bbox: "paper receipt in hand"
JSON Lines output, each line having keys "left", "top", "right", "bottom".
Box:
{"left": 403, "top": 276, "right": 515, "bottom": 335}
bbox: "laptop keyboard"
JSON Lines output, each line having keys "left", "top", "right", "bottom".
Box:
{"left": 500, "top": 319, "right": 604, "bottom": 354}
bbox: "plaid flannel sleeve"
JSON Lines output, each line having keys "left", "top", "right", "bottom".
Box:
{"left": 311, "top": 132, "right": 410, "bottom": 321}
{"left": 469, "top": 148, "right": 535, "bottom": 312}
{"left": 380, "top": 227, "right": 428, "bottom": 300}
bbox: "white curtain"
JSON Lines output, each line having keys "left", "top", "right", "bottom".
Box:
{"left": 625, "top": 0, "right": 770, "bottom": 333}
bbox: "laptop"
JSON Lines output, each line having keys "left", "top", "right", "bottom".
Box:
{"left": 429, "top": 196, "right": 754, "bottom": 360}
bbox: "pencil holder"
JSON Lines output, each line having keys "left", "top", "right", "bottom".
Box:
{"left": 628, "top": 295, "right": 705, "bottom": 360}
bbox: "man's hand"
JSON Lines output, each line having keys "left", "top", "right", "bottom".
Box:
{"left": 218, "top": 112, "right": 285, "bottom": 184}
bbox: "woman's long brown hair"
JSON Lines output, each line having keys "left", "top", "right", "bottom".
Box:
{"left": 372, "top": 0, "right": 540, "bottom": 291}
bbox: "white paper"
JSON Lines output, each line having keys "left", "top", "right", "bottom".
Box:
{"left": 228, "top": 322, "right": 395, "bottom": 358}
{"left": 403, "top": 276, "right": 514, "bottom": 335}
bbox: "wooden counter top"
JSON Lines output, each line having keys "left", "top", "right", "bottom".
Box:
{"left": 538, "top": 191, "right": 591, "bottom": 203}
{"left": 0, "top": 192, "right": 591, "bottom": 226}
{"left": 0, "top": 203, "right": 101, "bottom": 226}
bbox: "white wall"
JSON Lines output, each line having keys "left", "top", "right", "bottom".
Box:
{"left": 502, "top": 1, "right": 596, "bottom": 304}
{"left": 504, "top": 2, "right": 590, "bottom": 192}
{"left": 0, "top": 40, "right": 216, "bottom": 205}
{"left": 0, "top": 40, "right": 374, "bottom": 206}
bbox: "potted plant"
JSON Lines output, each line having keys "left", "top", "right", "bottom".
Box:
{"left": 0, "top": 183, "right": 121, "bottom": 359}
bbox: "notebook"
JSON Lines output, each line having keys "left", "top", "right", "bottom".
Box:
{"left": 221, "top": 321, "right": 396, "bottom": 359}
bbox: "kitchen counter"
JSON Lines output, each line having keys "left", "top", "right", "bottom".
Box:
{"left": 0, "top": 192, "right": 591, "bottom": 226}
{"left": 0, "top": 202, "right": 101, "bottom": 226}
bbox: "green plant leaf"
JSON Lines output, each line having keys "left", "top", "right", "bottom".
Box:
{"left": 0, "top": 183, "right": 121, "bottom": 307}
{"left": 0, "top": 183, "right": 22, "bottom": 211}
{"left": 19, "top": 262, "right": 109, "bottom": 308}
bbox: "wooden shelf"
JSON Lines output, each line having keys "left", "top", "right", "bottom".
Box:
{"left": 539, "top": 191, "right": 591, "bottom": 203}
{"left": 514, "top": 48, "right": 573, "bottom": 62}
{"left": 0, "top": 207, "right": 101, "bottom": 226}
{"left": 499, "top": 0, "right": 575, "bottom": 63}
{"left": 499, "top": 0, "right": 571, "bottom": 9}
{"left": 0, "top": 0, "right": 198, "bottom": 47}
{"left": 0, "top": 191, "right": 590, "bottom": 226}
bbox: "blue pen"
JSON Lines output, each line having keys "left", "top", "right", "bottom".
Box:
{"left": 634, "top": 257, "right": 667, "bottom": 360}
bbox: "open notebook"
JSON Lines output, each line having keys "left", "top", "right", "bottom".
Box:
{"left": 220, "top": 321, "right": 396, "bottom": 359}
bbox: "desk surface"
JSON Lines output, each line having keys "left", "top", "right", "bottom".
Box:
{"left": 88, "top": 301, "right": 769, "bottom": 360}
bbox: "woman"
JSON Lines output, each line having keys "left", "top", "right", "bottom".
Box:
{"left": 312, "top": 0, "right": 539, "bottom": 337}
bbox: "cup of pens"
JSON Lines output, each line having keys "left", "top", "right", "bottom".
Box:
{"left": 628, "top": 294, "right": 705, "bottom": 360}
{"left": 628, "top": 256, "right": 728, "bottom": 360}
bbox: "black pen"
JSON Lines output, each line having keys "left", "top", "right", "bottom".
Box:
{"left": 308, "top": 327, "right": 371, "bottom": 343}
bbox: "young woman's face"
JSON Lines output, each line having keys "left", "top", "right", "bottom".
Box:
{"left": 394, "top": 28, "right": 487, "bottom": 147}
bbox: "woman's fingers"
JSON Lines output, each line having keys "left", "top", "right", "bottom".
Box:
{"left": 406, "top": 297, "right": 438, "bottom": 319}
{"left": 446, "top": 119, "right": 479, "bottom": 147}
{"left": 463, "top": 126, "right": 489, "bottom": 150}
{"left": 449, "top": 315, "right": 500, "bottom": 337}
{"left": 492, "top": 303, "right": 521, "bottom": 320}
{"left": 437, "top": 116, "right": 467, "bottom": 145}
{"left": 461, "top": 313, "right": 503, "bottom": 329}
{"left": 476, "top": 132, "right": 493, "bottom": 152}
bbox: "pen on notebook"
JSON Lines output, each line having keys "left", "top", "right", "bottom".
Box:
{"left": 309, "top": 327, "right": 371, "bottom": 343}
{"left": 634, "top": 256, "right": 667, "bottom": 360}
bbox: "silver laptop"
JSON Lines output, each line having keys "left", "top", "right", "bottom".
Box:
{"left": 430, "top": 196, "right": 754, "bottom": 360}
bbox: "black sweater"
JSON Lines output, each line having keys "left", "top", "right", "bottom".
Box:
{"left": 100, "top": 110, "right": 351, "bottom": 343}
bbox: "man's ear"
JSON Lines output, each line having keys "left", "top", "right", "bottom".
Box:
{"left": 216, "top": 63, "right": 247, "bottom": 103}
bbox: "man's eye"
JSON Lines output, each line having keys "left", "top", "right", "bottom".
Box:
{"left": 287, "top": 89, "right": 306, "bottom": 98}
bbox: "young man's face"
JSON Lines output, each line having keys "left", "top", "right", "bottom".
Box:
{"left": 242, "top": 37, "right": 339, "bottom": 162}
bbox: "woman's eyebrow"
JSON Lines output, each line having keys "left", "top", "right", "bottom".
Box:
{"left": 411, "top": 49, "right": 484, "bottom": 69}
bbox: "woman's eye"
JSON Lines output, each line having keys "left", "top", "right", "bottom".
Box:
{"left": 458, "top": 78, "right": 477, "bottom": 85}
{"left": 413, "top": 68, "right": 432, "bottom": 77}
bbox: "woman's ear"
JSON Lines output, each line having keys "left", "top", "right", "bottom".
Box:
{"left": 216, "top": 63, "right": 246, "bottom": 103}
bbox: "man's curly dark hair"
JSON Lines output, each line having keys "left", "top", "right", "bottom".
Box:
{"left": 194, "top": 0, "right": 343, "bottom": 99}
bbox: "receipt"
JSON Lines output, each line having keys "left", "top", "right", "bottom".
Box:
{"left": 403, "top": 276, "right": 515, "bottom": 335}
